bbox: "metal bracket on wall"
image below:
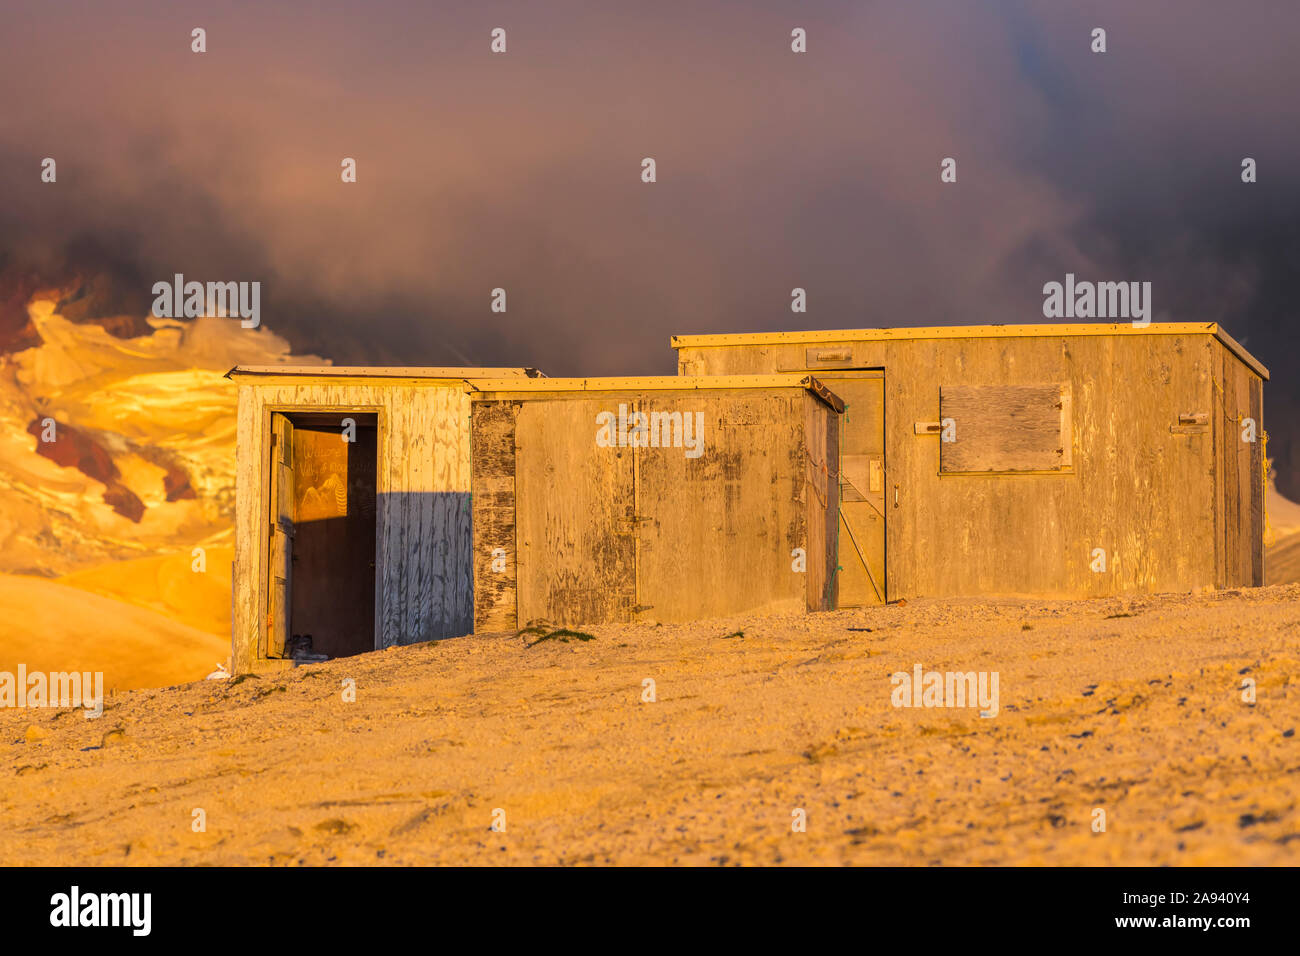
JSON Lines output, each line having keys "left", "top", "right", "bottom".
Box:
{"left": 1171, "top": 411, "right": 1209, "bottom": 434}
{"left": 805, "top": 347, "right": 854, "bottom": 367}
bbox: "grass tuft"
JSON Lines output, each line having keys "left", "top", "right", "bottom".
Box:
{"left": 517, "top": 620, "right": 596, "bottom": 648}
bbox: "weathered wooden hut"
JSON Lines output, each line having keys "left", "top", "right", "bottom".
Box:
{"left": 671, "top": 323, "right": 1268, "bottom": 603}
{"left": 228, "top": 365, "right": 538, "bottom": 674}
{"left": 469, "top": 375, "right": 843, "bottom": 630}
{"left": 229, "top": 367, "right": 841, "bottom": 673}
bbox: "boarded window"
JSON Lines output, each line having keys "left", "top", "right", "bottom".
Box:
{"left": 939, "top": 384, "right": 1072, "bottom": 474}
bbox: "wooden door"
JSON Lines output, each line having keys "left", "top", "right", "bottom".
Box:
{"left": 267, "top": 413, "right": 295, "bottom": 657}
{"left": 634, "top": 392, "right": 807, "bottom": 621}
{"left": 288, "top": 420, "right": 378, "bottom": 659}
{"left": 514, "top": 400, "right": 637, "bottom": 624}
{"left": 819, "top": 373, "right": 886, "bottom": 605}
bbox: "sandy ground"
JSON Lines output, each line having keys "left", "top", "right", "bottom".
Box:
{"left": 2, "top": 586, "right": 1297, "bottom": 866}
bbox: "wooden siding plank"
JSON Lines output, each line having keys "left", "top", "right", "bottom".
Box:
{"left": 1250, "top": 375, "right": 1265, "bottom": 586}
{"left": 1215, "top": 344, "right": 1266, "bottom": 588}
{"left": 1212, "top": 345, "right": 1226, "bottom": 589}
{"left": 232, "top": 385, "right": 263, "bottom": 674}
{"left": 514, "top": 400, "right": 636, "bottom": 624}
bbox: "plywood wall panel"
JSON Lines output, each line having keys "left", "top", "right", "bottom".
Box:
{"left": 1250, "top": 375, "right": 1265, "bottom": 586}
{"left": 490, "top": 386, "right": 836, "bottom": 627}
{"left": 634, "top": 392, "right": 807, "bottom": 621}
{"left": 678, "top": 332, "right": 1228, "bottom": 599}
{"left": 514, "top": 399, "right": 637, "bottom": 624}
{"left": 1214, "top": 346, "right": 1267, "bottom": 587}
{"left": 939, "top": 384, "right": 1069, "bottom": 473}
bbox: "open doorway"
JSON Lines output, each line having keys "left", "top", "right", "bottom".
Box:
{"left": 811, "top": 371, "right": 886, "bottom": 606}
{"left": 267, "top": 411, "right": 378, "bottom": 661}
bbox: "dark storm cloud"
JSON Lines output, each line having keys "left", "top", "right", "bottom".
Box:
{"left": 1, "top": 0, "right": 1298, "bottom": 486}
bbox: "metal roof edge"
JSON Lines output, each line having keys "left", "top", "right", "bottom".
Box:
{"left": 467, "top": 373, "right": 833, "bottom": 394}
{"left": 670, "top": 322, "right": 1220, "bottom": 348}
{"left": 226, "top": 365, "right": 537, "bottom": 381}
{"left": 670, "top": 323, "right": 1269, "bottom": 381}
{"left": 1211, "top": 325, "right": 1269, "bottom": 381}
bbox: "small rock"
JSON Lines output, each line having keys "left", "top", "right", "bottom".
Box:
{"left": 24, "top": 725, "right": 48, "bottom": 744}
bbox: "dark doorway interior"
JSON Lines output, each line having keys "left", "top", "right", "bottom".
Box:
{"left": 288, "top": 413, "right": 378, "bottom": 659}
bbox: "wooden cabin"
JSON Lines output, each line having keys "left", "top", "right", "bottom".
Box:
{"left": 671, "top": 323, "right": 1268, "bottom": 603}
{"left": 229, "top": 367, "right": 841, "bottom": 673}
{"left": 228, "top": 365, "right": 539, "bottom": 674}
{"left": 469, "top": 375, "right": 843, "bottom": 630}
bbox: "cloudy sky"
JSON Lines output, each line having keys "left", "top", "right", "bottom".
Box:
{"left": 2, "top": 1, "right": 1298, "bottom": 482}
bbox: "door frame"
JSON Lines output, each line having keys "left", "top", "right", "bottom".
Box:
{"left": 802, "top": 368, "right": 887, "bottom": 606}
{"left": 257, "top": 403, "right": 386, "bottom": 662}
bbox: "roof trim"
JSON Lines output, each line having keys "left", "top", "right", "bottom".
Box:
{"left": 225, "top": 365, "right": 542, "bottom": 380}
{"left": 468, "top": 374, "right": 844, "bottom": 411}
{"left": 1209, "top": 326, "right": 1269, "bottom": 380}
{"left": 670, "top": 323, "right": 1268, "bottom": 381}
